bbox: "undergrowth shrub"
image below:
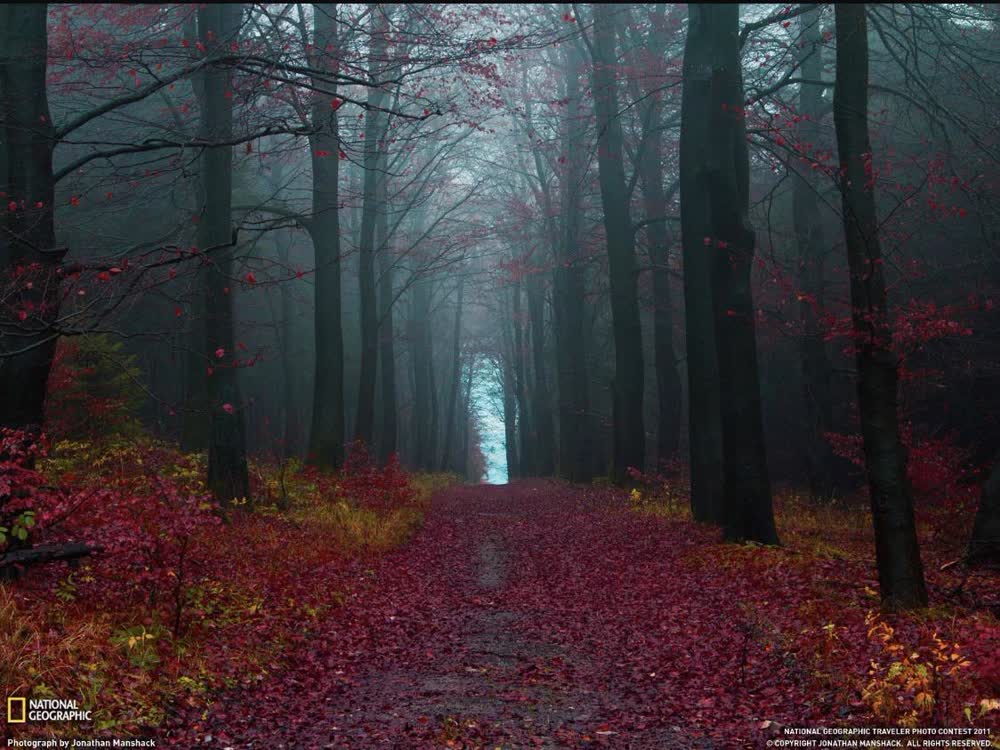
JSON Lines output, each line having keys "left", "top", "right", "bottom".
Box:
{"left": 826, "top": 424, "right": 980, "bottom": 511}
{"left": 1, "top": 429, "right": 455, "bottom": 736}
{"left": 624, "top": 463, "right": 690, "bottom": 519}
{"left": 862, "top": 610, "right": 975, "bottom": 727}
{"left": 45, "top": 335, "right": 144, "bottom": 441}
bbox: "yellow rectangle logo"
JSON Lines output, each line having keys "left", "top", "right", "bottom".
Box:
{"left": 7, "top": 695, "right": 27, "bottom": 723}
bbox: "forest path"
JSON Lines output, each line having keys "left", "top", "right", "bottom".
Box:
{"left": 164, "top": 481, "right": 757, "bottom": 748}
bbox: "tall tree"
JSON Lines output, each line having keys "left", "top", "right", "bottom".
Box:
{"left": 276, "top": 234, "right": 300, "bottom": 459}
{"left": 834, "top": 3, "right": 927, "bottom": 609}
{"left": 377, "top": 157, "right": 398, "bottom": 463}
{"left": 707, "top": 4, "right": 778, "bottom": 544}
{"left": 0, "top": 5, "right": 63, "bottom": 435}
{"left": 793, "top": 5, "right": 839, "bottom": 501}
{"left": 457, "top": 358, "right": 474, "bottom": 478}
{"left": 511, "top": 276, "right": 533, "bottom": 476}
{"left": 408, "top": 273, "right": 436, "bottom": 471}
{"left": 354, "top": 7, "right": 389, "bottom": 447}
{"left": 180, "top": 10, "right": 210, "bottom": 454}
{"left": 440, "top": 276, "right": 464, "bottom": 471}
{"left": 200, "top": 2, "right": 250, "bottom": 505}
{"left": 501, "top": 283, "right": 522, "bottom": 479}
{"left": 519, "top": 97, "right": 557, "bottom": 477}
{"left": 588, "top": 4, "right": 645, "bottom": 482}
{"left": 500, "top": 354, "right": 519, "bottom": 481}
{"left": 630, "top": 5, "right": 683, "bottom": 463}
{"left": 307, "top": 3, "right": 346, "bottom": 470}
{"left": 525, "top": 258, "right": 554, "bottom": 476}
{"left": 679, "top": 5, "right": 725, "bottom": 524}
{"left": 552, "top": 42, "right": 593, "bottom": 483}
{"left": 683, "top": 4, "right": 778, "bottom": 543}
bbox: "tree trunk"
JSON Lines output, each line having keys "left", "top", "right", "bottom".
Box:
{"left": 502, "top": 355, "right": 519, "bottom": 482}
{"left": 307, "top": 3, "right": 346, "bottom": 470}
{"left": 590, "top": 4, "right": 645, "bottom": 482}
{"left": 180, "top": 10, "right": 209, "bottom": 453}
{"left": 526, "top": 269, "right": 555, "bottom": 476}
{"left": 354, "top": 9, "right": 389, "bottom": 448}
{"left": 553, "top": 44, "right": 594, "bottom": 483}
{"left": 636, "top": 6, "right": 682, "bottom": 465}
{"left": 428, "top": 335, "right": 439, "bottom": 469}
{"left": 501, "top": 290, "right": 521, "bottom": 480}
{"left": 794, "top": 5, "right": 839, "bottom": 501}
{"left": 440, "top": 277, "right": 464, "bottom": 472}
{"left": 277, "top": 234, "right": 299, "bottom": 459}
{"left": 679, "top": 5, "right": 725, "bottom": 524}
{"left": 834, "top": 4, "right": 927, "bottom": 609}
{"left": 512, "top": 278, "right": 533, "bottom": 476}
{"left": 522, "top": 110, "right": 559, "bottom": 480}
{"left": 458, "top": 360, "right": 474, "bottom": 479}
{"left": 697, "top": 4, "right": 779, "bottom": 544}
{"left": 968, "top": 454, "right": 1000, "bottom": 566}
{"left": 377, "top": 152, "right": 397, "bottom": 463}
{"left": 0, "top": 5, "right": 63, "bottom": 435}
{"left": 409, "top": 271, "right": 435, "bottom": 471}
{"left": 200, "top": 3, "right": 250, "bottom": 506}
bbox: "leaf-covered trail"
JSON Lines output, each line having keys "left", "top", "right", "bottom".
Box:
{"left": 162, "top": 481, "right": 822, "bottom": 748}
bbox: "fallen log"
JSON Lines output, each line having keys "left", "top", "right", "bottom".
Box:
{"left": 0, "top": 542, "right": 103, "bottom": 569}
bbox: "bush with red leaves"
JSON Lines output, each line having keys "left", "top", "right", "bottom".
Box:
{"left": 339, "top": 441, "right": 417, "bottom": 513}
{"left": 826, "top": 424, "right": 980, "bottom": 510}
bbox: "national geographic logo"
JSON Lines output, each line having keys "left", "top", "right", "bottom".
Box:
{"left": 6, "top": 697, "right": 92, "bottom": 723}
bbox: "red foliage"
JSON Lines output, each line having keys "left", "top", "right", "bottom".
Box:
{"left": 826, "top": 425, "right": 980, "bottom": 509}
{"left": 1, "top": 431, "right": 221, "bottom": 617}
{"left": 337, "top": 441, "right": 416, "bottom": 513}
{"left": 2, "top": 433, "right": 428, "bottom": 739}
{"left": 159, "top": 482, "right": 998, "bottom": 748}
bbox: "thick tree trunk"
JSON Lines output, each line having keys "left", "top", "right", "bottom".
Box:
{"left": 553, "top": 45, "right": 594, "bottom": 483}
{"left": 794, "top": 5, "right": 839, "bottom": 501}
{"left": 307, "top": 3, "right": 345, "bottom": 470}
{"left": 590, "top": 4, "right": 645, "bottom": 482}
{"left": 0, "top": 5, "right": 63, "bottom": 435}
{"left": 699, "top": 5, "right": 779, "bottom": 544}
{"left": 180, "top": 9, "right": 209, "bottom": 453}
{"left": 354, "top": 9, "right": 389, "bottom": 448}
{"left": 679, "top": 6, "right": 725, "bottom": 524}
{"left": 834, "top": 4, "right": 927, "bottom": 610}
{"left": 200, "top": 3, "right": 250, "bottom": 506}
{"left": 968, "top": 454, "right": 1000, "bottom": 566}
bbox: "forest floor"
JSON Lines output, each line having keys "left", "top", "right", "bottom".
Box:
{"left": 159, "top": 480, "right": 1000, "bottom": 750}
